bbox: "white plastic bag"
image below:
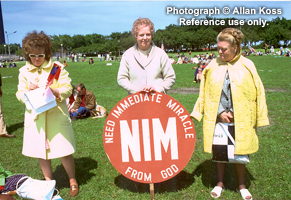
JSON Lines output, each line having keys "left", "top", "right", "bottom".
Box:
{"left": 16, "top": 176, "right": 56, "bottom": 200}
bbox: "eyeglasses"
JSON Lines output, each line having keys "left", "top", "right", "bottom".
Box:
{"left": 29, "top": 54, "right": 45, "bottom": 58}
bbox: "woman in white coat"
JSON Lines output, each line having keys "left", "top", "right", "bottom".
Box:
{"left": 16, "top": 31, "right": 78, "bottom": 197}
{"left": 117, "top": 18, "right": 175, "bottom": 95}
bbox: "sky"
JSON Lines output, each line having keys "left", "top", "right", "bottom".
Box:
{"left": 1, "top": 0, "right": 291, "bottom": 45}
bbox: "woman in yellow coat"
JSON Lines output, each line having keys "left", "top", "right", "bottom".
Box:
{"left": 16, "top": 31, "right": 78, "bottom": 196}
{"left": 191, "top": 28, "right": 269, "bottom": 200}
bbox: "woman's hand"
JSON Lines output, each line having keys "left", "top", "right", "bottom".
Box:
{"left": 28, "top": 83, "right": 39, "bottom": 91}
{"left": 139, "top": 85, "right": 157, "bottom": 93}
{"left": 219, "top": 111, "right": 234, "bottom": 123}
{"left": 50, "top": 87, "right": 61, "bottom": 100}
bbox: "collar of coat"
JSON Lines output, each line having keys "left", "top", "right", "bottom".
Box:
{"left": 25, "top": 59, "right": 52, "bottom": 72}
{"left": 133, "top": 42, "right": 157, "bottom": 68}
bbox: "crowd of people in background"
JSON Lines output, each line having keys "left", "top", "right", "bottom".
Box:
{"left": 0, "top": 61, "right": 17, "bottom": 68}
{"left": 3, "top": 45, "right": 287, "bottom": 70}
{"left": 61, "top": 53, "right": 121, "bottom": 64}
{"left": 242, "top": 45, "right": 291, "bottom": 57}
{"left": 169, "top": 51, "right": 216, "bottom": 83}
{"left": 49, "top": 52, "right": 122, "bottom": 68}
{"left": 171, "top": 45, "right": 290, "bottom": 65}
{"left": 167, "top": 43, "right": 290, "bottom": 85}
{"left": 174, "top": 51, "right": 216, "bottom": 65}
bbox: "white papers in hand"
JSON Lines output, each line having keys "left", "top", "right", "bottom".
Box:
{"left": 24, "top": 86, "right": 57, "bottom": 115}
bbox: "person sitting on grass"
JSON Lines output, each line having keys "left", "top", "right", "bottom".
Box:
{"left": 270, "top": 46, "right": 274, "bottom": 55}
{"left": 70, "top": 83, "right": 97, "bottom": 120}
{"left": 177, "top": 55, "right": 183, "bottom": 64}
{"left": 63, "top": 60, "right": 68, "bottom": 67}
{"left": 191, "top": 55, "right": 199, "bottom": 64}
{"left": 285, "top": 47, "right": 289, "bottom": 55}
{"left": 169, "top": 56, "right": 176, "bottom": 64}
{"left": 280, "top": 46, "right": 284, "bottom": 55}
{"left": 89, "top": 57, "right": 94, "bottom": 65}
{"left": 200, "top": 54, "right": 206, "bottom": 63}
{"left": 183, "top": 56, "right": 190, "bottom": 63}
{"left": 212, "top": 52, "right": 216, "bottom": 58}
{"left": 66, "top": 84, "right": 77, "bottom": 113}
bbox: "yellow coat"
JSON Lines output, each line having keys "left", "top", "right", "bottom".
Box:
{"left": 16, "top": 60, "right": 76, "bottom": 159}
{"left": 190, "top": 54, "right": 269, "bottom": 155}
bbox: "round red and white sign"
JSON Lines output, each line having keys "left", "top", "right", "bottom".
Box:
{"left": 103, "top": 92, "right": 195, "bottom": 183}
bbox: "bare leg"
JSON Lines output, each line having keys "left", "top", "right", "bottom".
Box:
{"left": 216, "top": 162, "right": 226, "bottom": 187}
{"left": 60, "top": 155, "right": 77, "bottom": 185}
{"left": 196, "top": 74, "right": 200, "bottom": 82}
{"left": 234, "top": 164, "right": 251, "bottom": 199}
{"left": 212, "top": 162, "right": 226, "bottom": 197}
{"left": 38, "top": 158, "right": 52, "bottom": 181}
{"left": 234, "top": 163, "right": 246, "bottom": 189}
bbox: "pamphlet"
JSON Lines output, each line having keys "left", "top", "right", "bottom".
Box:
{"left": 24, "top": 86, "right": 57, "bottom": 115}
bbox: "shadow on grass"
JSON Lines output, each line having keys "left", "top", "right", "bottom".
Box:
{"left": 7, "top": 122, "right": 24, "bottom": 134}
{"left": 192, "top": 159, "right": 255, "bottom": 191}
{"left": 114, "top": 160, "right": 255, "bottom": 194}
{"left": 53, "top": 157, "right": 98, "bottom": 189}
{"left": 114, "top": 170, "right": 194, "bottom": 194}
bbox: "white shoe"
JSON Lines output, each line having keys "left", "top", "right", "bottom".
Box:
{"left": 237, "top": 188, "right": 252, "bottom": 200}
{"left": 211, "top": 186, "right": 224, "bottom": 198}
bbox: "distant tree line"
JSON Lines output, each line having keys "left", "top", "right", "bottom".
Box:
{"left": 152, "top": 16, "right": 291, "bottom": 52}
{"left": 1, "top": 16, "right": 290, "bottom": 57}
{"left": 50, "top": 32, "right": 136, "bottom": 57}
{"left": 0, "top": 43, "right": 21, "bottom": 57}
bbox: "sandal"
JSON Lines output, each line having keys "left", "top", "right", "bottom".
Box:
{"left": 211, "top": 186, "right": 224, "bottom": 198}
{"left": 236, "top": 188, "right": 252, "bottom": 200}
{"left": 69, "top": 184, "right": 79, "bottom": 197}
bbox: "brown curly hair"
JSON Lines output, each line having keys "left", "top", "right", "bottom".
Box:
{"left": 131, "top": 18, "right": 155, "bottom": 39}
{"left": 217, "top": 28, "right": 244, "bottom": 56}
{"left": 22, "top": 30, "right": 52, "bottom": 64}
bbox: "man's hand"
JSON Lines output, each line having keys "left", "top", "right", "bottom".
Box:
{"left": 70, "top": 109, "right": 76, "bottom": 113}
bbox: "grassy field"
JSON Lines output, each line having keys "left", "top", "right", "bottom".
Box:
{"left": 1, "top": 52, "right": 291, "bottom": 199}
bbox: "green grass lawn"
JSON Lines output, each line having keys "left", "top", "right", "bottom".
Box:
{"left": 1, "top": 53, "right": 291, "bottom": 199}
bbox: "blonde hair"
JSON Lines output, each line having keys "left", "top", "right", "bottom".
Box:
{"left": 217, "top": 28, "right": 244, "bottom": 54}
{"left": 131, "top": 18, "right": 155, "bottom": 39}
